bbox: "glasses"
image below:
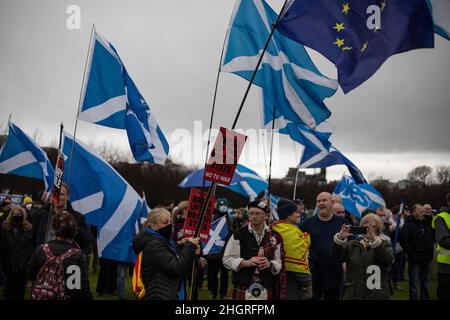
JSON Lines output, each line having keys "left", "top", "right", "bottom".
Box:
{"left": 248, "top": 210, "right": 265, "bottom": 216}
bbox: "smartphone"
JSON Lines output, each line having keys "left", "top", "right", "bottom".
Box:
{"left": 349, "top": 226, "right": 368, "bottom": 235}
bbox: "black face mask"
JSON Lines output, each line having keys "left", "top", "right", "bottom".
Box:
{"left": 157, "top": 224, "right": 173, "bottom": 240}
{"left": 12, "top": 216, "right": 23, "bottom": 224}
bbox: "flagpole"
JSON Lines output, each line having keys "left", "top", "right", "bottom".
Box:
{"left": 0, "top": 113, "right": 11, "bottom": 150}
{"left": 67, "top": 24, "right": 95, "bottom": 188}
{"left": 189, "top": 0, "right": 290, "bottom": 300}
{"left": 267, "top": 104, "right": 277, "bottom": 206}
{"left": 292, "top": 166, "right": 300, "bottom": 199}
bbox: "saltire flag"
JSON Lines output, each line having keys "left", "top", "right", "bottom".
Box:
{"left": 61, "top": 132, "right": 141, "bottom": 263}
{"left": 221, "top": 0, "right": 338, "bottom": 128}
{"left": 264, "top": 191, "right": 280, "bottom": 221}
{"left": 426, "top": 0, "right": 450, "bottom": 40}
{"left": 79, "top": 31, "right": 169, "bottom": 164}
{"left": 333, "top": 174, "right": 386, "bottom": 218}
{"left": 0, "top": 121, "right": 54, "bottom": 192}
{"left": 301, "top": 145, "right": 366, "bottom": 185}
{"left": 262, "top": 96, "right": 333, "bottom": 165}
{"left": 179, "top": 164, "right": 268, "bottom": 201}
{"left": 202, "top": 215, "right": 229, "bottom": 256}
{"left": 278, "top": 0, "right": 435, "bottom": 93}
{"left": 136, "top": 192, "right": 150, "bottom": 233}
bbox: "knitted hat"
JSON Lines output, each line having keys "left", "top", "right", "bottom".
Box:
{"left": 23, "top": 197, "right": 33, "bottom": 205}
{"left": 217, "top": 198, "right": 229, "bottom": 207}
{"left": 277, "top": 198, "right": 298, "bottom": 220}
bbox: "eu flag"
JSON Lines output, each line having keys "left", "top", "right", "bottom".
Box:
{"left": 278, "top": 0, "right": 435, "bottom": 93}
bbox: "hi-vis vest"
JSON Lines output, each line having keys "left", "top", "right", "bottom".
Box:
{"left": 432, "top": 212, "right": 450, "bottom": 265}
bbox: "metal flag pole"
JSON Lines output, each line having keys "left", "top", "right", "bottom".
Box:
{"left": 267, "top": 103, "right": 277, "bottom": 207}
{"left": 67, "top": 24, "right": 95, "bottom": 188}
{"left": 188, "top": 0, "right": 290, "bottom": 300}
{"left": 0, "top": 113, "right": 11, "bottom": 150}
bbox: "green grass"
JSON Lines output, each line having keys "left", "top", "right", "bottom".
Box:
{"left": 7, "top": 259, "right": 438, "bottom": 300}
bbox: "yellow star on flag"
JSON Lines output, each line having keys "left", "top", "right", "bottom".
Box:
{"left": 333, "top": 23, "right": 345, "bottom": 32}
{"left": 361, "top": 42, "right": 368, "bottom": 53}
{"left": 334, "top": 38, "right": 345, "bottom": 48}
{"left": 342, "top": 3, "right": 350, "bottom": 14}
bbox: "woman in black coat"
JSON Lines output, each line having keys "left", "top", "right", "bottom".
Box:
{"left": 133, "top": 208, "right": 199, "bottom": 300}
{"left": 1, "top": 206, "right": 33, "bottom": 300}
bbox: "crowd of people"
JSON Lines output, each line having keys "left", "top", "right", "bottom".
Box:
{"left": 0, "top": 186, "right": 449, "bottom": 301}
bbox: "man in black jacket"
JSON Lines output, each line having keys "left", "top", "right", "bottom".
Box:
{"left": 32, "top": 184, "right": 92, "bottom": 256}
{"left": 400, "top": 204, "right": 435, "bottom": 300}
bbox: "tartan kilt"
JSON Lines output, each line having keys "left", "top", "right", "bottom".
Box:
{"left": 229, "top": 286, "right": 273, "bottom": 300}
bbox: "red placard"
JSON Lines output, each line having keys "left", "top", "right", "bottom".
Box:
{"left": 204, "top": 127, "right": 247, "bottom": 186}
{"left": 182, "top": 188, "right": 216, "bottom": 243}
{"left": 51, "top": 152, "right": 65, "bottom": 205}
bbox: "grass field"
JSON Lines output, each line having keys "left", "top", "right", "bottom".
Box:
{"left": 1, "top": 259, "right": 438, "bottom": 300}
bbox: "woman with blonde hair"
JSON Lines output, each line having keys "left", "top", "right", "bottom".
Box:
{"left": 132, "top": 208, "right": 200, "bottom": 300}
{"left": 331, "top": 213, "right": 393, "bottom": 299}
{"left": 1, "top": 206, "right": 33, "bottom": 300}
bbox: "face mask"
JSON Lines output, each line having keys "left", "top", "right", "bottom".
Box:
{"left": 158, "top": 224, "right": 173, "bottom": 240}
{"left": 219, "top": 206, "right": 228, "bottom": 213}
{"left": 12, "top": 216, "right": 23, "bottom": 224}
{"left": 25, "top": 204, "right": 32, "bottom": 210}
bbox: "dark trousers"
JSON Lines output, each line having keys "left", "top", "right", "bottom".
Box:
{"left": 408, "top": 262, "right": 432, "bottom": 300}
{"left": 96, "top": 258, "right": 118, "bottom": 295}
{"left": 286, "top": 271, "right": 313, "bottom": 300}
{"left": 206, "top": 258, "right": 228, "bottom": 298}
{"left": 5, "top": 273, "right": 27, "bottom": 300}
{"left": 437, "top": 273, "right": 450, "bottom": 300}
{"left": 312, "top": 272, "right": 341, "bottom": 300}
{"left": 391, "top": 251, "right": 406, "bottom": 282}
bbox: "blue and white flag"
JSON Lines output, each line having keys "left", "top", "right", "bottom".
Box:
{"left": 427, "top": 0, "right": 450, "bottom": 40}
{"left": 221, "top": 0, "right": 338, "bottom": 129}
{"left": 333, "top": 175, "right": 386, "bottom": 219}
{"left": 79, "top": 32, "right": 169, "bottom": 164}
{"left": 265, "top": 191, "right": 280, "bottom": 221}
{"left": 179, "top": 164, "right": 268, "bottom": 201}
{"left": 61, "top": 132, "right": 141, "bottom": 263}
{"left": 0, "top": 121, "right": 54, "bottom": 192}
{"left": 203, "top": 215, "right": 229, "bottom": 256}
{"left": 263, "top": 98, "right": 333, "bottom": 164}
{"left": 136, "top": 193, "right": 150, "bottom": 233}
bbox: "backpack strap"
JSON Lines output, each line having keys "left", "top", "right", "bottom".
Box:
{"left": 59, "top": 248, "right": 80, "bottom": 261}
{"left": 42, "top": 244, "right": 54, "bottom": 259}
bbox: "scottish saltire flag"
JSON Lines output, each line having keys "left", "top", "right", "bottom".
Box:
{"left": 262, "top": 97, "right": 333, "bottom": 164}
{"left": 427, "top": 0, "right": 450, "bottom": 40}
{"left": 79, "top": 32, "right": 169, "bottom": 164}
{"left": 278, "top": 0, "right": 435, "bottom": 93}
{"left": 265, "top": 191, "right": 280, "bottom": 221}
{"left": 61, "top": 133, "right": 141, "bottom": 263}
{"left": 136, "top": 193, "right": 150, "bottom": 233}
{"left": 221, "top": 0, "right": 338, "bottom": 128}
{"left": 301, "top": 145, "right": 366, "bottom": 184}
{"left": 0, "top": 122, "right": 54, "bottom": 192}
{"left": 179, "top": 164, "right": 268, "bottom": 200}
{"left": 333, "top": 175, "right": 386, "bottom": 218}
{"left": 203, "top": 215, "right": 229, "bottom": 256}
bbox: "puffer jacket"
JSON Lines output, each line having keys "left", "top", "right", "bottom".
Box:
{"left": 1, "top": 224, "right": 33, "bottom": 274}
{"left": 331, "top": 235, "right": 393, "bottom": 300}
{"left": 132, "top": 228, "right": 196, "bottom": 300}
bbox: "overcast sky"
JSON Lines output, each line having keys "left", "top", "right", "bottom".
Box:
{"left": 1, "top": 0, "right": 449, "bottom": 183}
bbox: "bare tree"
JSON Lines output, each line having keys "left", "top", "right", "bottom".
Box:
{"left": 435, "top": 165, "right": 450, "bottom": 185}
{"left": 407, "top": 165, "right": 433, "bottom": 185}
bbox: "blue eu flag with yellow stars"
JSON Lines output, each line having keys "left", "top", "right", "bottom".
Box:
{"left": 277, "top": 0, "right": 435, "bottom": 93}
